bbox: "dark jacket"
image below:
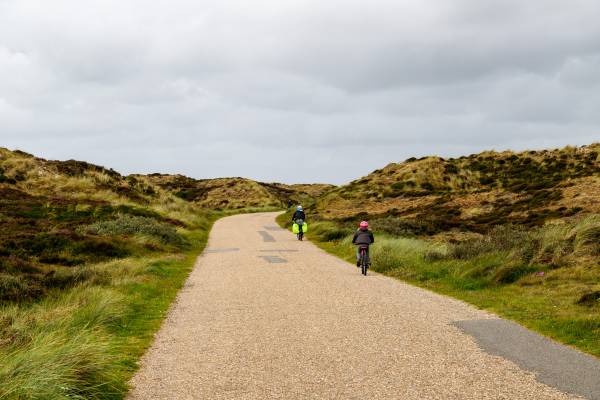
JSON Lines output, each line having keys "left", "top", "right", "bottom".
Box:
{"left": 292, "top": 210, "right": 306, "bottom": 222}
{"left": 352, "top": 229, "right": 374, "bottom": 245}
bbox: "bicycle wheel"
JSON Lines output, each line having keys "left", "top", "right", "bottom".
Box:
{"left": 360, "top": 249, "right": 367, "bottom": 275}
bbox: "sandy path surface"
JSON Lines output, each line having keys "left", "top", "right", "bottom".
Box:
{"left": 128, "top": 212, "right": 582, "bottom": 399}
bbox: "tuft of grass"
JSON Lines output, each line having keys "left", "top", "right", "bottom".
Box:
{"left": 0, "top": 287, "right": 126, "bottom": 399}
{"left": 569, "top": 215, "right": 600, "bottom": 256}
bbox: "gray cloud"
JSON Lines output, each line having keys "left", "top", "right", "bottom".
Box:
{"left": 0, "top": 0, "right": 599, "bottom": 184}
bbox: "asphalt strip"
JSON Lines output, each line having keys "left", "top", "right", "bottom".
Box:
{"left": 258, "top": 230, "right": 276, "bottom": 242}
{"left": 453, "top": 319, "right": 600, "bottom": 400}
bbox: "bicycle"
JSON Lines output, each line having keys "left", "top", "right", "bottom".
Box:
{"left": 295, "top": 219, "right": 304, "bottom": 241}
{"left": 358, "top": 245, "right": 369, "bottom": 276}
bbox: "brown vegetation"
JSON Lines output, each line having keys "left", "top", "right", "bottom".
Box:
{"left": 144, "top": 174, "right": 334, "bottom": 209}
{"left": 316, "top": 144, "right": 599, "bottom": 234}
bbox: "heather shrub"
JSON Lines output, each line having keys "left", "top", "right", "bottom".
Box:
{"left": 85, "top": 215, "right": 187, "bottom": 247}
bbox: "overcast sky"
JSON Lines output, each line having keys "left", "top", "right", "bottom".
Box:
{"left": 1, "top": 1, "right": 599, "bottom": 184}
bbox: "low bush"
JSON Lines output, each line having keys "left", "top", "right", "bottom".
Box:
{"left": 371, "top": 244, "right": 404, "bottom": 273}
{"left": 21, "top": 231, "right": 131, "bottom": 265}
{"left": 71, "top": 238, "right": 130, "bottom": 259}
{"left": 310, "top": 222, "right": 350, "bottom": 242}
{"left": 576, "top": 291, "right": 600, "bottom": 307}
{"left": 85, "top": 214, "right": 187, "bottom": 247}
{"left": 448, "top": 225, "right": 536, "bottom": 261}
{"left": 0, "top": 275, "right": 31, "bottom": 302}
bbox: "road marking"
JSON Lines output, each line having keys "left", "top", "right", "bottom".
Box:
{"left": 259, "top": 255, "right": 287, "bottom": 264}
{"left": 205, "top": 248, "right": 240, "bottom": 253}
{"left": 258, "top": 231, "right": 276, "bottom": 242}
{"left": 259, "top": 249, "right": 299, "bottom": 253}
{"left": 264, "top": 225, "right": 286, "bottom": 231}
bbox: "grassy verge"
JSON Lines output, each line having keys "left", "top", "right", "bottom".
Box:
{"left": 276, "top": 212, "right": 600, "bottom": 358}
{"left": 0, "top": 208, "right": 278, "bottom": 399}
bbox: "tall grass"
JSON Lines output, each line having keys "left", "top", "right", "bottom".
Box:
{"left": 570, "top": 215, "right": 600, "bottom": 256}
{"left": 0, "top": 287, "right": 125, "bottom": 399}
{"left": 0, "top": 210, "right": 225, "bottom": 399}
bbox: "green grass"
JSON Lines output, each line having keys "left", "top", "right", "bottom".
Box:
{"left": 276, "top": 212, "right": 600, "bottom": 358}
{"left": 0, "top": 207, "right": 281, "bottom": 399}
{"left": 0, "top": 224, "right": 212, "bottom": 399}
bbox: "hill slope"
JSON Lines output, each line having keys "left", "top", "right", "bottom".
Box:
{"left": 316, "top": 144, "right": 600, "bottom": 234}
{"left": 0, "top": 148, "right": 205, "bottom": 302}
{"left": 144, "top": 174, "right": 334, "bottom": 209}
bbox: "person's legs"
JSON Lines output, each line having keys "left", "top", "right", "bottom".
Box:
{"left": 356, "top": 246, "right": 361, "bottom": 266}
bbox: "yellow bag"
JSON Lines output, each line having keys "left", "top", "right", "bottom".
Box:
{"left": 292, "top": 223, "right": 308, "bottom": 234}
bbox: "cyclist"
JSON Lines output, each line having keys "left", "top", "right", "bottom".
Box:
{"left": 352, "top": 221, "right": 374, "bottom": 267}
{"left": 292, "top": 205, "right": 306, "bottom": 240}
{"left": 291, "top": 205, "right": 306, "bottom": 239}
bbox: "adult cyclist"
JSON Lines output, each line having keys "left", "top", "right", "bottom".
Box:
{"left": 291, "top": 205, "right": 306, "bottom": 239}
{"left": 352, "top": 221, "right": 374, "bottom": 267}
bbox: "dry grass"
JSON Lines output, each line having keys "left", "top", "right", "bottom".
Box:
{"left": 559, "top": 176, "right": 600, "bottom": 213}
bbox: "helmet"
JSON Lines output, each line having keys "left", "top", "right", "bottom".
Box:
{"left": 359, "top": 221, "right": 369, "bottom": 229}
{"left": 297, "top": 205, "right": 303, "bottom": 211}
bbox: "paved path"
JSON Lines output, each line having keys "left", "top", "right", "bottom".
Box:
{"left": 129, "top": 212, "right": 598, "bottom": 399}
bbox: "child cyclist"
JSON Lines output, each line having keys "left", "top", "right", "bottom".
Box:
{"left": 352, "top": 221, "right": 374, "bottom": 267}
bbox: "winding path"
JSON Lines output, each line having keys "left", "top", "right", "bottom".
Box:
{"left": 128, "top": 212, "right": 599, "bottom": 399}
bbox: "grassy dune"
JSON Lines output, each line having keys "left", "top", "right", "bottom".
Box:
{"left": 317, "top": 144, "right": 600, "bottom": 230}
